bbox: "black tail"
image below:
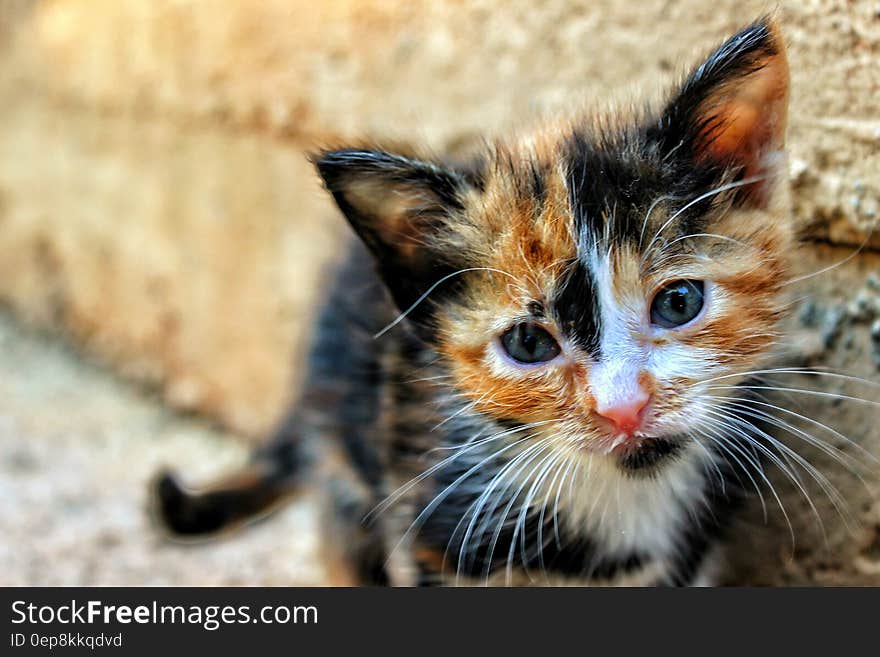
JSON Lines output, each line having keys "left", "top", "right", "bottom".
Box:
{"left": 152, "top": 439, "right": 303, "bottom": 537}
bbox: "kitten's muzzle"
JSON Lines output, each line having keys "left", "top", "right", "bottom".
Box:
{"left": 594, "top": 390, "right": 651, "bottom": 437}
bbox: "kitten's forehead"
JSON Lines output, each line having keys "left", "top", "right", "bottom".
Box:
{"left": 564, "top": 130, "right": 672, "bottom": 248}
{"left": 476, "top": 127, "right": 708, "bottom": 262}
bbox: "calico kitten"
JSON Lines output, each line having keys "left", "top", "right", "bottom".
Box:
{"left": 155, "top": 17, "right": 794, "bottom": 586}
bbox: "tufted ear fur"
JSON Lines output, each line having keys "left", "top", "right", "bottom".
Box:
{"left": 313, "top": 149, "right": 477, "bottom": 329}
{"left": 653, "top": 17, "right": 789, "bottom": 207}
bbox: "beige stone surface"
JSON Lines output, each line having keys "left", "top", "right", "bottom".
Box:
{"left": 18, "top": 0, "right": 880, "bottom": 239}
{"left": 0, "top": 0, "right": 878, "bottom": 585}
{"left": 0, "top": 91, "right": 346, "bottom": 435}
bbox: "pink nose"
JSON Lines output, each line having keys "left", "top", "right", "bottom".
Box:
{"left": 595, "top": 392, "right": 650, "bottom": 435}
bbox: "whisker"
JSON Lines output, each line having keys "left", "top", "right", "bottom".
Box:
{"left": 374, "top": 267, "right": 518, "bottom": 339}
{"left": 663, "top": 232, "right": 749, "bottom": 250}
{"left": 710, "top": 414, "right": 804, "bottom": 550}
{"left": 404, "top": 374, "right": 453, "bottom": 385}
{"left": 452, "top": 437, "right": 553, "bottom": 580}
{"left": 700, "top": 411, "right": 792, "bottom": 530}
{"left": 535, "top": 454, "right": 571, "bottom": 575}
{"left": 638, "top": 193, "right": 678, "bottom": 248}
{"left": 783, "top": 228, "right": 874, "bottom": 287}
{"left": 390, "top": 435, "right": 549, "bottom": 574}
{"left": 510, "top": 449, "right": 566, "bottom": 583}
{"left": 707, "top": 385, "right": 880, "bottom": 408}
{"left": 453, "top": 439, "right": 552, "bottom": 581}
{"left": 703, "top": 404, "right": 854, "bottom": 536}
{"left": 430, "top": 395, "right": 486, "bottom": 432}
{"left": 707, "top": 400, "right": 868, "bottom": 521}
{"left": 709, "top": 395, "right": 877, "bottom": 467}
{"left": 367, "top": 420, "right": 554, "bottom": 522}
{"left": 643, "top": 175, "right": 766, "bottom": 258}
{"left": 482, "top": 443, "right": 556, "bottom": 583}
{"left": 558, "top": 453, "right": 583, "bottom": 548}
{"left": 699, "top": 368, "right": 880, "bottom": 388}
{"left": 689, "top": 433, "right": 728, "bottom": 498}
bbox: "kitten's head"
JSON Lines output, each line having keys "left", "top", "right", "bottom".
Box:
{"left": 315, "top": 18, "right": 792, "bottom": 471}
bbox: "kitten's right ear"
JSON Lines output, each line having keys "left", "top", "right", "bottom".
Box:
{"left": 313, "top": 148, "right": 475, "bottom": 326}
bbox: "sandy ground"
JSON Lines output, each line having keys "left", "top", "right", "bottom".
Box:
{"left": 0, "top": 309, "right": 322, "bottom": 586}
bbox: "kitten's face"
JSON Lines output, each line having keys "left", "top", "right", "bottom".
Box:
{"left": 316, "top": 18, "right": 791, "bottom": 471}
{"left": 436, "top": 133, "right": 791, "bottom": 466}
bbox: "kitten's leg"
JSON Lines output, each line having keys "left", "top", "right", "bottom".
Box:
{"left": 317, "top": 475, "right": 390, "bottom": 586}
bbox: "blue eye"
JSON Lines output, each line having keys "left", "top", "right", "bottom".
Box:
{"left": 650, "top": 280, "right": 705, "bottom": 328}
{"left": 500, "top": 323, "right": 561, "bottom": 364}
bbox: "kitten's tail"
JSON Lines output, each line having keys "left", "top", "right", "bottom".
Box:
{"left": 152, "top": 439, "right": 303, "bottom": 538}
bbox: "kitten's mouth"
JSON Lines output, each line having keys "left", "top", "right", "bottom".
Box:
{"left": 609, "top": 436, "right": 683, "bottom": 473}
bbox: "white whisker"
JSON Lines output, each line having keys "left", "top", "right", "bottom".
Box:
{"left": 643, "top": 175, "right": 766, "bottom": 258}
{"left": 373, "top": 267, "right": 517, "bottom": 338}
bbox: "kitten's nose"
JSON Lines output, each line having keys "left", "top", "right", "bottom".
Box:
{"left": 595, "top": 390, "right": 650, "bottom": 435}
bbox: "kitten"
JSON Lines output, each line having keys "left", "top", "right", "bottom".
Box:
{"left": 154, "top": 17, "right": 794, "bottom": 586}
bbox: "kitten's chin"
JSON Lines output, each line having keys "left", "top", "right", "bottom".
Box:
{"left": 609, "top": 436, "right": 685, "bottom": 474}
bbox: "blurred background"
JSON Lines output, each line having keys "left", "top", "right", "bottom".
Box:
{"left": 0, "top": 0, "right": 878, "bottom": 585}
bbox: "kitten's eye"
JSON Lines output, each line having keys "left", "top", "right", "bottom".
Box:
{"left": 650, "top": 280, "right": 705, "bottom": 328}
{"left": 500, "top": 323, "right": 561, "bottom": 364}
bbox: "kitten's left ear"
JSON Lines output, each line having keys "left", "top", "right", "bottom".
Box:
{"left": 655, "top": 17, "right": 789, "bottom": 207}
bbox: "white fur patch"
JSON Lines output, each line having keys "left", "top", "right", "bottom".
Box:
{"left": 558, "top": 444, "right": 714, "bottom": 559}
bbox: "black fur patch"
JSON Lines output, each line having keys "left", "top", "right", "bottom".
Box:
{"left": 564, "top": 128, "right": 717, "bottom": 261}
{"left": 616, "top": 438, "right": 684, "bottom": 473}
{"left": 553, "top": 259, "right": 601, "bottom": 355}
{"left": 565, "top": 130, "right": 653, "bottom": 247}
